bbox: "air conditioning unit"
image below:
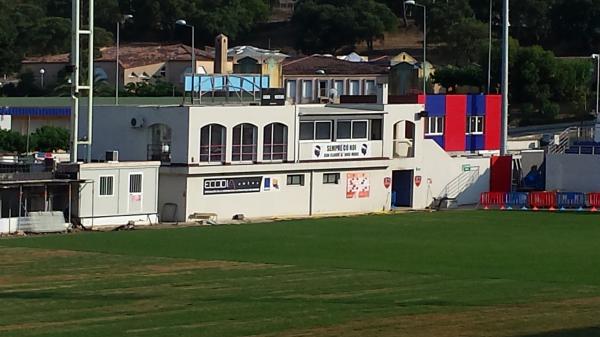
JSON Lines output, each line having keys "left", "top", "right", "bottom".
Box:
{"left": 130, "top": 117, "right": 145, "bottom": 128}
{"left": 106, "top": 151, "right": 119, "bottom": 162}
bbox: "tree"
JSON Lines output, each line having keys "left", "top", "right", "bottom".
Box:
{"left": 0, "top": 130, "right": 26, "bottom": 154}
{"left": 408, "top": 0, "right": 474, "bottom": 43}
{"left": 443, "top": 18, "right": 489, "bottom": 65}
{"left": 550, "top": 0, "right": 600, "bottom": 54}
{"left": 30, "top": 126, "right": 70, "bottom": 152}
{"left": 432, "top": 64, "right": 484, "bottom": 92}
{"left": 292, "top": 0, "right": 397, "bottom": 53}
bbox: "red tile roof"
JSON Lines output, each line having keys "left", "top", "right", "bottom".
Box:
{"left": 282, "top": 55, "right": 389, "bottom": 76}
{"left": 23, "top": 43, "right": 215, "bottom": 69}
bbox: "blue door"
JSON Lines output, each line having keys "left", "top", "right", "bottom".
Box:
{"left": 392, "top": 170, "right": 413, "bottom": 207}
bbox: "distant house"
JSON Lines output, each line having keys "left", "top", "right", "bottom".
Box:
{"left": 228, "top": 45, "right": 288, "bottom": 88}
{"left": 21, "top": 43, "right": 232, "bottom": 90}
{"left": 384, "top": 52, "right": 435, "bottom": 95}
{"left": 282, "top": 55, "right": 389, "bottom": 104}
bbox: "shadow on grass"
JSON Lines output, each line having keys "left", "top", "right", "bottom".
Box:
{"left": 515, "top": 327, "right": 600, "bottom": 337}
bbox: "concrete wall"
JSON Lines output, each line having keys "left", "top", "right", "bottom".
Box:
{"left": 87, "top": 106, "right": 190, "bottom": 163}
{"left": 77, "top": 162, "right": 160, "bottom": 227}
{"left": 546, "top": 154, "right": 600, "bottom": 192}
{"left": 180, "top": 167, "right": 390, "bottom": 222}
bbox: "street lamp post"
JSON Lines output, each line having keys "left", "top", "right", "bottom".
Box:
{"left": 176, "top": 19, "right": 196, "bottom": 78}
{"left": 115, "top": 14, "right": 133, "bottom": 105}
{"left": 593, "top": 54, "right": 600, "bottom": 116}
{"left": 39, "top": 68, "right": 46, "bottom": 88}
{"left": 405, "top": 0, "right": 427, "bottom": 97}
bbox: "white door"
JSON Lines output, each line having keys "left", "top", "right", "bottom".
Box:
{"left": 128, "top": 173, "right": 143, "bottom": 213}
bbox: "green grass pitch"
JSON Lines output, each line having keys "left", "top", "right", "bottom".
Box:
{"left": 2, "top": 211, "right": 600, "bottom": 337}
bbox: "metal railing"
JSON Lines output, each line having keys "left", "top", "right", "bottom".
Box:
{"left": 548, "top": 126, "right": 594, "bottom": 154}
{"left": 439, "top": 167, "right": 480, "bottom": 200}
{"left": 147, "top": 143, "right": 171, "bottom": 163}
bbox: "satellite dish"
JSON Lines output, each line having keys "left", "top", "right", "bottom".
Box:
{"left": 315, "top": 69, "right": 326, "bottom": 75}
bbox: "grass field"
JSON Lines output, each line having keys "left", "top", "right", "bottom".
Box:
{"left": 2, "top": 211, "right": 600, "bottom": 337}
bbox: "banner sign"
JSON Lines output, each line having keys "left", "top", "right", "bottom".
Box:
{"left": 346, "top": 173, "right": 370, "bottom": 199}
{"left": 204, "top": 176, "right": 263, "bottom": 195}
{"left": 312, "top": 142, "right": 370, "bottom": 160}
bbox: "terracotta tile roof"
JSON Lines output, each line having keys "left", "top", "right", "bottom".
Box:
{"left": 282, "top": 55, "right": 389, "bottom": 76}
{"left": 23, "top": 43, "right": 215, "bottom": 69}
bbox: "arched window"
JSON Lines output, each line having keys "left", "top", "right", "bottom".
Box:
{"left": 232, "top": 123, "right": 257, "bottom": 162}
{"left": 263, "top": 123, "right": 288, "bottom": 161}
{"left": 200, "top": 124, "right": 226, "bottom": 163}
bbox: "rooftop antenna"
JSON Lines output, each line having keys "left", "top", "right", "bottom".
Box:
{"left": 71, "top": 0, "right": 95, "bottom": 163}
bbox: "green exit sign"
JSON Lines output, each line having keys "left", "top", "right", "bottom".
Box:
{"left": 462, "top": 164, "right": 471, "bottom": 172}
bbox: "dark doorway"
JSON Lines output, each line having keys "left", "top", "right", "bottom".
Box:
{"left": 392, "top": 170, "right": 413, "bottom": 207}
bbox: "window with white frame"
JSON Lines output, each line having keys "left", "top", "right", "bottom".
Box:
{"left": 299, "top": 121, "right": 332, "bottom": 141}
{"left": 302, "top": 80, "right": 313, "bottom": 98}
{"left": 424, "top": 117, "right": 445, "bottom": 135}
{"left": 99, "top": 176, "right": 114, "bottom": 196}
{"left": 200, "top": 124, "right": 227, "bottom": 163}
{"left": 349, "top": 80, "right": 360, "bottom": 95}
{"left": 129, "top": 174, "right": 142, "bottom": 194}
{"left": 466, "top": 116, "right": 484, "bottom": 134}
{"left": 263, "top": 123, "right": 288, "bottom": 161}
{"left": 232, "top": 123, "right": 258, "bottom": 162}
{"left": 286, "top": 80, "right": 297, "bottom": 101}
{"left": 365, "top": 80, "right": 376, "bottom": 95}
{"left": 334, "top": 80, "right": 344, "bottom": 95}
{"left": 336, "top": 120, "right": 368, "bottom": 140}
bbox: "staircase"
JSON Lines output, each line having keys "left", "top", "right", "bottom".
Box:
{"left": 434, "top": 167, "right": 480, "bottom": 209}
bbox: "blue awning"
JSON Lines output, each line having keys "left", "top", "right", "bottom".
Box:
{"left": 0, "top": 107, "right": 71, "bottom": 117}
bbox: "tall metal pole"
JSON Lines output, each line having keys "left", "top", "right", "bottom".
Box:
{"left": 70, "top": 0, "right": 80, "bottom": 163}
{"left": 422, "top": 4, "right": 426, "bottom": 97}
{"left": 595, "top": 54, "right": 599, "bottom": 116}
{"left": 487, "top": 0, "right": 493, "bottom": 93}
{"left": 191, "top": 26, "right": 196, "bottom": 77}
{"left": 86, "top": 0, "right": 94, "bottom": 163}
{"left": 500, "top": 0, "right": 509, "bottom": 155}
{"left": 115, "top": 21, "right": 119, "bottom": 105}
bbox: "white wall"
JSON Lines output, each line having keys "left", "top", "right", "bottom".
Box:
{"left": 0, "top": 218, "right": 18, "bottom": 234}
{"left": 409, "top": 140, "right": 491, "bottom": 209}
{"left": 188, "top": 105, "right": 298, "bottom": 164}
{"left": 546, "top": 154, "right": 600, "bottom": 192}
{"left": 78, "top": 162, "right": 160, "bottom": 227}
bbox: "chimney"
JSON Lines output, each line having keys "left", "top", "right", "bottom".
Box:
{"left": 214, "top": 34, "right": 228, "bottom": 74}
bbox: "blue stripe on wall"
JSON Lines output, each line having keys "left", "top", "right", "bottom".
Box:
{"left": 425, "top": 95, "right": 446, "bottom": 117}
{"left": 467, "top": 95, "right": 486, "bottom": 116}
{"left": 426, "top": 135, "right": 444, "bottom": 148}
{"left": 1, "top": 107, "right": 71, "bottom": 116}
{"left": 466, "top": 135, "right": 485, "bottom": 151}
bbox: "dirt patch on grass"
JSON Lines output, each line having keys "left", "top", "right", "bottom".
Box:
{"left": 144, "top": 260, "right": 274, "bottom": 273}
{"left": 256, "top": 297, "right": 600, "bottom": 337}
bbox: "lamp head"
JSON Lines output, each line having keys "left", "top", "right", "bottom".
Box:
{"left": 175, "top": 19, "right": 187, "bottom": 26}
{"left": 404, "top": 0, "right": 416, "bottom": 5}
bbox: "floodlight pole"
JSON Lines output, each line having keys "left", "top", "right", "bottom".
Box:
{"left": 71, "top": 0, "right": 94, "bottom": 163}
{"left": 500, "top": 0, "right": 509, "bottom": 155}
